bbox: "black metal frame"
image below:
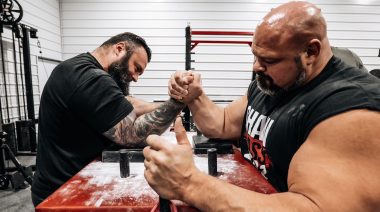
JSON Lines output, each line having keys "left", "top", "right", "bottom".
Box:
{"left": 184, "top": 25, "right": 253, "bottom": 130}
{"left": 0, "top": 0, "right": 38, "bottom": 178}
{"left": 20, "top": 24, "right": 36, "bottom": 152}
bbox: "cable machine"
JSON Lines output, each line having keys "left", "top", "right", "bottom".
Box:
{"left": 184, "top": 25, "right": 253, "bottom": 131}
{"left": 0, "top": 0, "right": 36, "bottom": 190}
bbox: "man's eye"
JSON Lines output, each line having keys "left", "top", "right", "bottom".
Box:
{"left": 264, "top": 59, "right": 277, "bottom": 64}
{"left": 136, "top": 69, "right": 142, "bottom": 76}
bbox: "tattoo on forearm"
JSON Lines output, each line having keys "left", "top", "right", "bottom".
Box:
{"left": 103, "top": 98, "right": 185, "bottom": 147}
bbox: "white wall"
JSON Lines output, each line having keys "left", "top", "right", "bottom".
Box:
{"left": 60, "top": 0, "right": 380, "bottom": 102}
{"left": 0, "top": 0, "right": 62, "bottom": 122}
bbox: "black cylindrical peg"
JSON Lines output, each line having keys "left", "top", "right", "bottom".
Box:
{"left": 119, "top": 149, "right": 130, "bottom": 178}
{"left": 208, "top": 148, "right": 217, "bottom": 176}
{"left": 159, "top": 197, "right": 170, "bottom": 212}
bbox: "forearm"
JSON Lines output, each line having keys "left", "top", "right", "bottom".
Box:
{"left": 183, "top": 171, "right": 318, "bottom": 212}
{"left": 126, "top": 96, "right": 160, "bottom": 116}
{"left": 104, "top": 98, "right": 185, "bottom": 147}
{"left": 189, "top": 93, "right": 237, "bottom": 139}
{"left": 132, "top": 98, "right": 184, "bottom": 136}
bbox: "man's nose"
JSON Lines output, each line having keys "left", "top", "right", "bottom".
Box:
{"left": 132, "top": 74, "right": 139, "bottom": 82}
{"left": 253, "top": 60, "right": 265, "bottom": 73}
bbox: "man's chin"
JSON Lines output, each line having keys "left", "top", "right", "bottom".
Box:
{"left": 257, "top": 82, "right": 285, "bottom": 96}
{"left": 258, "top": 86, "right": 276, "bottom": 96}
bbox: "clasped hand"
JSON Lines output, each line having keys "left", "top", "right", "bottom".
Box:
{"left": 168, "top": 70, "right": 203, "bottom": 103}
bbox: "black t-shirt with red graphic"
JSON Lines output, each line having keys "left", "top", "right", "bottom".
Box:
{"left": 239, "top": 56, "right": 380, "bottom": 191}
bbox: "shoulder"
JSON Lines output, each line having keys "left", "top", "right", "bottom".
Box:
{"left": 325, "top": 65, "right": 379, "bottom": 100}
{"left": 299, "top": 64, "right": 380, "bottom": 139}
{"left": 315, "top": 59, "right": 379, "bottom": 101}
{"left": 64, "top": 54, "right": 111, "bottom": 84}
{"left": 58, "top": 53, "right": 103, "bottom": 71}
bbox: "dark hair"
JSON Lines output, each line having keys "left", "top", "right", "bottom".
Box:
{"left": 100, "top": 32, "right": 152, "bottom": 62}
{"left": 370, "top": 69, "right": 380, "bottom": 79}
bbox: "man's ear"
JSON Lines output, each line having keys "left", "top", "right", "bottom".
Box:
{"left": 115, "top": 42, "right": 125, "bottom": 56}
{"left": 305, "top": 39, "right": 321, "bottom": 63}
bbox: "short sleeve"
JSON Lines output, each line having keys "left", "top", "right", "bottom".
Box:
{"left": 68, "top": 74, "right": 133, "bottom": 133}
{"left": 302, "top": 82, "right": 380, "bottom": 140}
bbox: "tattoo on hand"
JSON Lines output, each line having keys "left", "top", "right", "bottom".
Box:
{"left": 103, "top": 98, "right": 185, "bottom": 147}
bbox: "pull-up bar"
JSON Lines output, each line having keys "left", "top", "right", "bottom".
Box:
{"left": 183, "top": 25, "right": 254, "bottom": 131}
{"left": 190, "top": 30, "right": 253, "bottom": 50}
{"left": 191, "top": 31, "right": 253, "bottom": 36}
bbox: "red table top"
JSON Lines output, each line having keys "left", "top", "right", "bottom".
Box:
{"left": 36, "top": 148, "right": 276, "bottom": 211}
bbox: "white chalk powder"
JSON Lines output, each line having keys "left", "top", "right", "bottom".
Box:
{"left": 54, "top": 132, "right": 245, "bottom": 207}
{"left": 79, "top": 162, "right": 155, "bottom": 207}
{"left": 58, "top": 154, "right": 239, "bottom": 207}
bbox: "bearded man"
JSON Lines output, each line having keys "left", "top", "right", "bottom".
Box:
{"left": 32, "top": 32, "right": 186, "bottom": 206}
{"left": 144, "top": 2, "right": 380, "bottom": 211}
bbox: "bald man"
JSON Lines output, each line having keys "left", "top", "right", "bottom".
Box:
{"left": 143, "top": 1, "right": 380, "bottom": 211}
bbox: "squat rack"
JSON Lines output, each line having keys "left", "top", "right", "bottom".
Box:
{"left": 184, "top": 25, "right": 253, "bottom": 131}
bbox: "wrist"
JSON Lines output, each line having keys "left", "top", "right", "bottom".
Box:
{"left": 170, "top": 97, "right": 185, "bottom": 105}
{"left": 188, "top": 91, "right": 205, "bottom": 108}
{"left": 180, "top": 169, "right": 206, "bottom": 205}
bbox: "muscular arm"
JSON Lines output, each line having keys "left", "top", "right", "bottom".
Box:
{"left": 170, "top": 71, "right": 247, "bottom": 140}
{"left": 103, "top": 98, "right": 184, "bottom": 147}
{"left": 173, "top": 109, "right": 380, "bottom": 211}
{"left": 126, "top": 96, "right": 160, "bottom": 117}
{"left": 189, "top": 93, "right": 247, "bottom": 140}
{"left": 286, "top": 109, "right": 380, "bottom": 211}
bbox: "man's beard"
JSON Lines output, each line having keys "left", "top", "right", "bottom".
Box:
{"left": 256, "top": 56, "right": 306, "bottom": 96}
{"left": 108, "top": 53, "right": 132, "bottom": 96}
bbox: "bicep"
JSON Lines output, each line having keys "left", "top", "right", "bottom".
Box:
{"left": 287, "top": 109, "right": 380, "bottom": 211}
{"left": 222, "top": 95, "right": 248, "bottom": 139}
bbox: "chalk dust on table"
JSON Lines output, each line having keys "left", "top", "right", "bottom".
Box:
{"left": 75, "top": 146, "right": 240, "bottom": 207}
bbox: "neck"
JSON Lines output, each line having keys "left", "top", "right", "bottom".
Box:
{"left": 305, "top": 40, "right": 333, "bottom": 84}
{"left": 91, "top": 47, "right": 110, "bottom": 71}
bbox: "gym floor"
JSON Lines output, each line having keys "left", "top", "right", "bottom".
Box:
{"left": 0, "top": 155, "right": 35, "bottom": 212}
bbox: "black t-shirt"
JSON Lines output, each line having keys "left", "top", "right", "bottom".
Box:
{"left": 239, "top": 56, "right": 380, "bottom": 191}
{"left": 32, "top": 53, "right": 133, "bottom": 201}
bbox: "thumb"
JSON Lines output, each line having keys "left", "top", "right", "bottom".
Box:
{"left": 181, "top": 70, "right": 193, "bottom": 82}
{"left": 174, "top": 117, "right": 190, "bottom": 146}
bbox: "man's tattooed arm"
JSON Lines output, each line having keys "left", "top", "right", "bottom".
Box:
{"left": 126, "top": 96, "right": 160, "bottom": 117}
{"left": 103, "top": 98, "right": 185, "bottom": 147}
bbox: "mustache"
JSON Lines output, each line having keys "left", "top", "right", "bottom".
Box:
{"left": 256, "top": 72, "right": 273, "bottom": 82}
{"left": 255, "top": 71, "right": 280, "bottom": 96}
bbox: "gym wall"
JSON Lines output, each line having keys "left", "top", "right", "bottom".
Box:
{"left": 60, "top": 0, "right": 380, "bottom": 103}
{"left": 2, "top": 0, "right": 380, "bottom": 109}
{"left": 0, "top": 0, "right": 62, "bottom": 122}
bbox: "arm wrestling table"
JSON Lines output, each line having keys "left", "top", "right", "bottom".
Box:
{"left": 36, "top": 132, "right": 277, "bottom": 212}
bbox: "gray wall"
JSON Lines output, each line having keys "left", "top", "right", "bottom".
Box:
{"left": 59, "top": 0, "right": 380, "bottom": 103}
